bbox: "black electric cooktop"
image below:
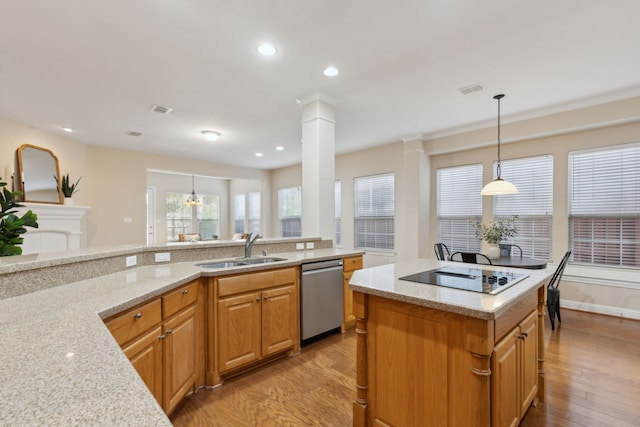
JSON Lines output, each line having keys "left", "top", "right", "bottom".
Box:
{"left": 399, "top": 266, "right": 528, "bottom": 295}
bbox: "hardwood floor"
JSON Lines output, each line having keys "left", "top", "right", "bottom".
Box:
{"left": 171, "top": 310, "right": 640, "bottom": 427}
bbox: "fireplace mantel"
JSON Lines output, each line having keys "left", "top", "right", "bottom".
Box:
{"left": 16, "top": 203, "right": 90, "bottom": 254}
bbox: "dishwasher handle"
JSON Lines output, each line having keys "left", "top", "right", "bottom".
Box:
{"left": 301, "top": 259, "right": 343, "bottom": 273}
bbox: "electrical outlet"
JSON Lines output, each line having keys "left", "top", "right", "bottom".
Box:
{"left": 123, "top": 217, "right": 133, "bottom": 224}
{"left": 296, "top": 243, "right": 304, "bottom": 250}
{"left": 125, "top": 255, "right": 137, "bottom": 267}
{"left": 155, "top": 252, "right": 170, "bottom": 262}
{"left": 306, "top": 242, "right": 315, "bottom": 249}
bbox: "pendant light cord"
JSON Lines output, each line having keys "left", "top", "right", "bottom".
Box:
{"left": 494, "top": 94, "right": 505, "bottom": 179}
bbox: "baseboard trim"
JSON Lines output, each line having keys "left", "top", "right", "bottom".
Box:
{"left": 561, "top": 299, "right": 640, "bottom": 321}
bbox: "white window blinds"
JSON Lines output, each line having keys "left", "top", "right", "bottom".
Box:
{"left": 569, "top": 144, "right": 640, "bottom": 267}
{"left": 437, "top": 164, "right": 482, "bottom": 252}
{"left": 247, "top": 192, "right": 261, "bottom": 234}
{"left": 494, "top": 155, "right": 553, "bottom": 260}
{"left": 335, "top": 181, "right": 342, "bottom": 248}
{"left": 354, "top": 173, "right": 395, "bottom": 251}
{"left": 234, "top": 194, "right": 245, "bottom": 233}
{"left": 278, "top": 186, "right": 302, "bottom": 237}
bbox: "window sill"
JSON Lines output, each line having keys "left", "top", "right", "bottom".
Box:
{"left": 563, "top": 263, "right": 640, "bottom": 290}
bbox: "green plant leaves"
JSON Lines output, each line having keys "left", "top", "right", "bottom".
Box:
{"left": 0, "top": 178, "right": 39, "bottom": 256}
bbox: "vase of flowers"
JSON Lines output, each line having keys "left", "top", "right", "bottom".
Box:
{"left": 472, "top": 216, "right": 518, "bottom": 260}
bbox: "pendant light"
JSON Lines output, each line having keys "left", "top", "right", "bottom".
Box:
{"left": 185, "top": 175, "right": 202, "bottom": 206}
{"left": 481, "top": 94, "right": 519, "bottom": 196}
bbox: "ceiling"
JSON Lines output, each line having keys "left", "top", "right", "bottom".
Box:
{"left": 2, "top": 1, "right": 640, "bottom": 170}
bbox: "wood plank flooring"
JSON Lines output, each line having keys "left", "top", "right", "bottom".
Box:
{"left": 171, "top": 310, "right": 640, "bottom": 427}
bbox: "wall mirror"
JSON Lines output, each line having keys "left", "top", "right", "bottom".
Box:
{"left": 17, "top": 144, "right": 62, "bottom": 204}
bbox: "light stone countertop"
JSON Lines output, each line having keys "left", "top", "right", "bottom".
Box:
{"left": 0, "top": 248, "right": 363, "bottom": 426}
{"left": 349, "top": 258, "right": 553, "bottom": 320}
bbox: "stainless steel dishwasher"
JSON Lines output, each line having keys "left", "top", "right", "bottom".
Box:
{"left": 300, "top": 259, "right": 344, "bottom": 343}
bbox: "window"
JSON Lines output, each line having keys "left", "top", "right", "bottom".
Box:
{"left": 354, "top": 173, "right": 395, "bottom": 251}
{"left": 335, "top": 181, "right": 342, "bottom": 248}
{"left": 247, "top": 192, "right": 261, "bottom": 234}
{"left": 166, "top": 192, "right": 220, "bottom": 241}
{"left": 569, "top": 144, "right": 640, "bottom": 267}
{"left": 234, "top": 194, "right": 245, "bottom": 233}
{"left": 278, "top": 187, "right": 302, "bottom": 237}
{"left": 437, "top": 164, "right": 482, "bottom": 252}
{"left": 494, "top": 155, "right": 553, "bottom": 260}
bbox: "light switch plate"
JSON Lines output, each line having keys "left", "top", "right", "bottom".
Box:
{"left": 296, "top": 243, "right": 304, "bottom": 250}
{"left": 155, "top": 252, "right": 170, "bottom": 262}
{"left": 125, "top": 255, "right": 137, "bottom": 267}
{"left": 306, "top": 242, "right": 315, "bottom": 249}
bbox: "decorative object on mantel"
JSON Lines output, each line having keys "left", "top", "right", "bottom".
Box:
{"left": 55, "top": 173, "right": 81, "bottom": 205}
{"left": 480, "top": 94, "right": 519, "bottom": 196}
{"left": 0, "top": 177, "right": 39, "bottom": 256}
{"left": 472, "top": 215, "right": 518, "bottom": 260}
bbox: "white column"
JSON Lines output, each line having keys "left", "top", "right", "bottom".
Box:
{"left": 299, "top": 94, "right": 338, "bottom": 239}
{"left": 400, "top": 137, "right": 430, "bottom": 259}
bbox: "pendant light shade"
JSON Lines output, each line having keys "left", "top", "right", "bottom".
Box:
{"left": 185, "top": 175, "right": 202, "bottom": 206}
{"left": 481, "top": 94, "right": 518, "bottom": 196}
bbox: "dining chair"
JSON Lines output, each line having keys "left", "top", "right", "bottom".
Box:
{"left": 547, "top": 250, "right": 572, "bottom": 331}
{"left": 450, "top": 252, "right": 493, "bottom": 265}
{"left": 499, "top": 243, "right": 523, "bottom": 257}
{"left": 434, "top": 243, "right": 451, "bottom": 261}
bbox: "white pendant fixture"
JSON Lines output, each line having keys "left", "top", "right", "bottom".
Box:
{"left": 481, "top": 94, "right": 518, "bottom": 196}
{"left": 185, "top": 175, "right": 202, "bottom": 206}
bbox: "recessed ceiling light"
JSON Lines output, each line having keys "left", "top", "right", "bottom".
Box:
{"left": 201, "top": 130, "right": 221, "bottom": 142}
{"left": 255, "top": 152, "right": 263, "bottom": 157}
{"left": 258, "top": 43, "right": 277, "bottom": 56}
{"left": 276, "top": 145, "right": 284, "bottom": 151}
{"left": 62, "top": 127, "right": 73, "bottom": 133}
{"left": 323, "top": 66, "right": 339, "bottom": 77}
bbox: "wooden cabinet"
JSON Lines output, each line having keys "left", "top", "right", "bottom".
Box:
{"left": 492, "top": 310, "right": 538, "bottom": 427}
{"left": 105, "top": 279, "right": 201, "bottom": 415}
{"left": 342, "top": 256, "right": 362, "bottom": 330}
{"left": 216, "top": 267, "right": 298, "bottom": 374}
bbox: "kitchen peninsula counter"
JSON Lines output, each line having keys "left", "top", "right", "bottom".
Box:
{"left": 0, "top": 247, "right": 362, "bottom": 426}
{"left": 348, "top": 259, "right": 553, "bottom": 427}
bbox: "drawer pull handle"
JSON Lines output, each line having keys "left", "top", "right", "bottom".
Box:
{"left": 133, "top": 313, "right": 142, "bottom": 319}
{"left": 256, "top": 298, "right": 261, "bottom": 302}
{"left": 518, "top": 332, "right": 528, "bottom": 340}
{"left": 263, "top": 296, "right": 269, "bottom": 300}
{"left": 158, "top": 335, "right": 165, "bottom": 340}
{"left": 166, "top": 329, "right": 173, "bottom": 335}
{"left": 182, "top": 289, "right": 189, "bottom": 295}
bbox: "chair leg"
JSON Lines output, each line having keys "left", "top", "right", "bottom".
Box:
{"left": 547, "top": 302, "right": 555, "bottom": 330}
{"left": 547, "top": 288, "right": 560, "bottom": 331}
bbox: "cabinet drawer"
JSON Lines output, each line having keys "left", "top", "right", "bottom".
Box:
{"left": 218, "top": 267, "right": 298, "bottom": 298}
{"left": 343, "top": 256, "right": 363, "bottom": 272}
{"left": 106, "top": 299, "right": 162, "bottom": 346}
{"left": 163, "top": 280, "right": 199, "bottom": 319}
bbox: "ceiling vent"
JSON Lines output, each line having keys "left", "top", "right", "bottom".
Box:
{"left": 127, "top": 131, "right": 143, "bottom": 137}
{"left": 457, "top": 83, "right": 485, "bottom": 96}
{"left": 149, "top": 105, "right": 173, "bottom": 115}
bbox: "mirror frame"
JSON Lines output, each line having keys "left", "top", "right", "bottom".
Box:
{"left": 17, "top": 144, "right": 63, "bottom": 204}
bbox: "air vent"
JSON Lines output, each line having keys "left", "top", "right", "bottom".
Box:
{"left": 457, "top": 83, "right": 485, "bottom": 96}
{"left": 149, "top": 105, "right": 173, "bottom": 114}
{"left": 127, "top": 131, "right": 143, "bottom": 137}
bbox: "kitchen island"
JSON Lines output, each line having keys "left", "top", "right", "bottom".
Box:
{"left": 349, "top": 259, "right": 552, "bottom": 427}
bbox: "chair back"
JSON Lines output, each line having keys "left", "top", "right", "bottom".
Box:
{"left": 434, "top": 243, "right": 451, "bottom": 261}
{"left": 548, "top": 251, "right": 571, "bottom": 289}
{"left": 499, "top": 243, "right": 523, "bottom": 257}
{"left": 450, "top": 251, "right": 492, "bottom": 265}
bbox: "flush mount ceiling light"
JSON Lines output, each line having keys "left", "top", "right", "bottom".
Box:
{"left": 323, "top": 66, "right": 339, "bottom": 77}
{"left": 257, "top": 43, "right": 277, "bottom": 56}
{"left": 255, "top": 152, "right": 263, "bottom": 157}
{"left": 201, "top": 130, "right": 221, "bottom": 142}
{"left": 275, "top": 145, "right": 284, "bottom": 151}
{"left": 185, "top": 175, "right": 202, "bottom": 207}
{"left": 481, "top": 94, "right": 519, "bottom": 196}
{"left": 62, "top": 127, "right": 73, "bottom": 133}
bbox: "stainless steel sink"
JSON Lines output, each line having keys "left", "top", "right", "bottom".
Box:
{"left": 197, "top": 261, "right": 246, "bottom": 269}
{"left": 237, "top": 257, "right": 287, "bottom": 264}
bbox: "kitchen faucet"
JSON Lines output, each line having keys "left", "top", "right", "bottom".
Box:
{"left": 244, "top": 232, "right": 262, "bottom": 258}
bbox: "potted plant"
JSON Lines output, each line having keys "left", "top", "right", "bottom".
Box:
{"left": 472, "top": 216, "right": 518, "bottom": 259}
{"left": 55, "top": 173, "right": 81, "bottom": 205}
{"left": 0, "top": 177, "right": 39, "bottom": 256}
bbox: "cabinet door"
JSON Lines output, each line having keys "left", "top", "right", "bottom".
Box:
{"left": 262, "top": 285, "right": 297, "bottom": 357}
{"left": 519, "top": 311, "right": 538, "bottom": 417}
{"left": 123, "top": 325, "right": 163, "bottom": 406}
{"left": 492, "top": 328, "right": 519, "bottom": 427}
{"left": 218, "top": 291, "right": 262, "bottom": 372}
{"left": 163, "top": 304, "right": 198, "bottom": 415}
